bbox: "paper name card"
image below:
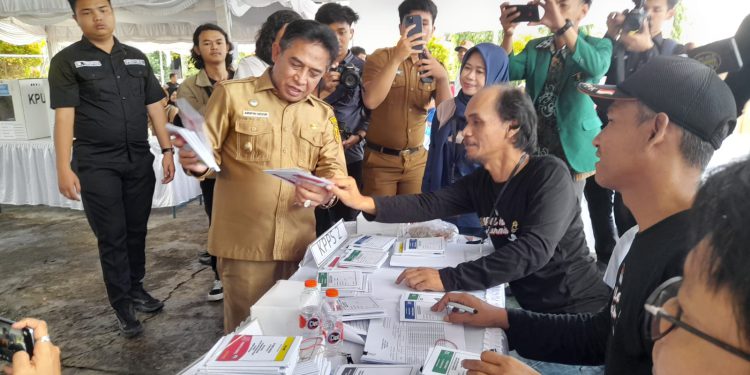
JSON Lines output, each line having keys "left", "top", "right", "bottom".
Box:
{"left": 307, "top": 220, "right": 349, "bottom": 268}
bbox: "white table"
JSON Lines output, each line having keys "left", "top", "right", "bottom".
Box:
{"left": 0, "top": 137, "right": 201, "bottom": 214}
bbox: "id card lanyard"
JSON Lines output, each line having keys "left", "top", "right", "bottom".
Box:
{"left": 481, "top": 153, "right": 529, "bottom": 252}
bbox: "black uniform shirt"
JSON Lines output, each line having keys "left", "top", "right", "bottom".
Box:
{"left": 49, "top": 36, "right": 164, "bottom": 162}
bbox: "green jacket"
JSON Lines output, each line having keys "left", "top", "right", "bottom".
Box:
{"left": 510, "top": 32, "right": 612, "bottom": 173}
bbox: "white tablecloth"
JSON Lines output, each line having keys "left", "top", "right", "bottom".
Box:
{"left": 0, "top": 137, "right": 201, "bottom": 210}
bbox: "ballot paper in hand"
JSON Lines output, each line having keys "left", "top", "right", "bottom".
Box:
{"left": 421, "top": 346, "right": 480, "bottom": 375}
{"left": 399, "top": 292, "right": 448, "bottom": 323}
{"left": 170, "top": 98, "right": 220, "bottom": 172}
{"left": 264, "top": 168, "right": 333, "bottom": 188}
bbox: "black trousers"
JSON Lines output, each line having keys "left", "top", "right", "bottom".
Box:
{"left": 316, "top": 160, "right": 363, "bottom": 236}
{"left": 199, "top": 178, "right": 219, "bottom": 280}
{"left": 75, "top": 153, "right": 155, "bottom": 310}
{"left": 583, "top": 176, "right": 617, "bottom": 265}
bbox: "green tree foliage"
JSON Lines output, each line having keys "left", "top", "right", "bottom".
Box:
{"left": 0, "top": 40, "right": 47, "bottom": 79}
{"left": 671, "top": 2, "right": 686, "bottom": 42}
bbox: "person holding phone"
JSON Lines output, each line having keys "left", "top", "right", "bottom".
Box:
{"left": 2, "top": 319, "right": 61, "bottom": 375}
{"left": 360, "top": 0, "right": 452, "bottom": 196}
{"left": 499, "top": 0, "right": 611, "bottom": 201}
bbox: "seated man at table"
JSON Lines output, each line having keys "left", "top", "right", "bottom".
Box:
{"left": 298, "top": 84, "right": 611, "bottom": 314}
{"left": 428, "top": 57, "right": 737, "bottom": 374}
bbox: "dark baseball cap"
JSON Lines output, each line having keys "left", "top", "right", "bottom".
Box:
{"left": 578, "top": 56, "right": 737, "bottom": 149}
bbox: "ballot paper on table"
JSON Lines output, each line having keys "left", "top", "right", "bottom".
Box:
{"left": 293, "top": 336, "right": 331, "bottom": 375}
{"left": 338, "top": 296, "right": 387, "bottom": 321}
{"left": 399, "top": 292, "right": 448, "bottom": 323}
{"left": 362, "top": 301, "right": 466, "bottom": 365}
{"left": 199, "top": 335, "right": 302, "bottom": 374}
{"left": 264, "top": 168, "right": 333, "bottom": 188}
{"left": 170, "top": 98, "right": 220, "bottom": 172}
{"left": 334, "top": 364, "right": 421, "bottom": 375}
{"left": 337, "top": 249, "right": 389, "bottom": 269}
{"left": 393, "top": 237, "right": 446, "bottom": 257}
{"left": 421, "top": 346, "right": 481, "bottom": 375}
{"left": 317, "top": 270, "right": 364, "bottom": 290}
{"left": 347, "top": 234, "right": 397, "bottom": 252}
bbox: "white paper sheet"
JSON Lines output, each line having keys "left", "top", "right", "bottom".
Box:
{"left": 361, "top": 302, "right": 465, "bottom": 365}
{"left": 335, "top": 364, "right": 420, "bottom": 375}
{"left": 421, "top": 346, "right": 481, "bottom": 375}
{"left": 399, "top": 292, "right": 448, "bottom": 323}
{"left": 263, "top": 168, "right": 333, "bottom": 188}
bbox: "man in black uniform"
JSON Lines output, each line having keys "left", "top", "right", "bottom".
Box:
{"left": 49, "top": 0, "right": 175, "bottom": 338}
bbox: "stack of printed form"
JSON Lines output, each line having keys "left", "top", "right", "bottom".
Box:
{"left": 197, "top": 335, "right": 302, "bottom": 374}
{"left": 338, "top": 296, "right": 387, "bottom": 321}
{"left": 317, "top": 270, "right": 373, "bottom": 296}
{"left": 392, "top": 237, "right": 446, "bottom": 257}
{"left": 347, "top": 234, "right": 397, "bottom": 252}
{"left": 337, "top": 248, "right": 389, "bottom": 270}
{"left": 292, "top": 337, "right": 331, "bottom": 375}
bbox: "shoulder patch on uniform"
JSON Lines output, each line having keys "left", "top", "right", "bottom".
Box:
{"left": 330, "top": 117, "right": 341, "bottom": 144}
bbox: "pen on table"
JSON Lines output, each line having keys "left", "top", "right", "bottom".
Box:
{"left": 447, "top": 302, "right": 478, "bottom": 314}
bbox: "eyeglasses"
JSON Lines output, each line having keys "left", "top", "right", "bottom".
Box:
{"left": 644, "top": 276, "right": 750, "bottom": 362}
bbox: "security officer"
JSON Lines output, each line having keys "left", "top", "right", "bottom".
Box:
{"left": 176, "top": 19, "right": 347, "bottom": 333}
{"left": 49, "top": 0, "right": 175, "bottom": 338}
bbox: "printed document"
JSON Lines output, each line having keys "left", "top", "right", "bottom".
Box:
{"left": 335, "top": 364, "right": 420, "bottom": 375}
{"left": 317, "top": 270, "right": 363, "bottom": 290}
{"left": 263, "top": 168, "right": 332, "bottom": 188}
{"left": 399, "top": 292, "right": 448, "bottom": 323}
{"left": 362, "top": 302, "right": 465, "bottom": 365}
{"left": 421, "top": 346, "right": 480, "bottom": 375}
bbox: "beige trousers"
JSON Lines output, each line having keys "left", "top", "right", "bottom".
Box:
{"left": 217, "top": 257, "right": 299, "bottom": 333}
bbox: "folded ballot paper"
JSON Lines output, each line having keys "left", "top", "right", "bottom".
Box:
{"left": 317, "top": 270, "right": 373, "bottom": 297}
{"left": 421, "top": 346, "right": 480, "bottom": 375}
{"left": 347, "top": 234, "right": 397, "bottom": 252}
{"left": 337, "top": 249, "right": 389, "bottom": 270}
{"left": 393, "top": 237, "right": 446, "bottom": 257}
{"left": 264, "top": 168, "right": 333, "bottom": 188}
{"left": 198, "top": 335, "right": 302, "bottom": 374}
{"left": 169, "top": 98, "right": 220, "bottom": 172}
{"left": 338, "top": 296, "right": 387, "bottom": 321}
{"left": 399, "top": 292, "right": 448, "bottom": 323}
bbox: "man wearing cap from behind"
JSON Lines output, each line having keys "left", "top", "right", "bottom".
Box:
{"left": 428, "top": 56, "right": 737, "bottom": 375}
{"left": 453, "top": 40, "right": 474, "bottom": 93}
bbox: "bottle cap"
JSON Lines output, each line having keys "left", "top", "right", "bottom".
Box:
{"left": 325, "top": 288, "right": 339, "bottom": 297}
{"left": 304, "top": 279, "right": 317, "bottom": 288}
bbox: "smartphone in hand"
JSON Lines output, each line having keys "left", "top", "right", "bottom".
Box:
{"left": 506, "top": 4, "right": 541, "bottom": 23}
{"left": 404, "top": 14, "right": 424, "bottom": 51}
{"left": 0, "top": 317, "right": 35, "bottom": 364}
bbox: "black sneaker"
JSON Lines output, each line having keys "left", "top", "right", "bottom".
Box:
{"left": 198, "top": 251, "right": 212, "bottom": 266}
{"left": 115, "top": 303, "right": 144, "bottom": 338}
{"left": 207, "top": 279, "right": 223, "bottom": 302}
{"left": 130, "top": 287, "right": 164, "bottom": 313}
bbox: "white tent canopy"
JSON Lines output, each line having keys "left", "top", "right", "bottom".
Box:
{"left": 0, "top": 0, "right": 320, "bottom": 54}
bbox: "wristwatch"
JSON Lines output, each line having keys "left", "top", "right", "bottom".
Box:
{"left": 555, "top": 19, "right": 573, "bottom": 37}
{"left": 161, "top": 147, "right": 174, "bottom": 154}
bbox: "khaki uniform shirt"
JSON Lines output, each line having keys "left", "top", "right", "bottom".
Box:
{"left": 177, "top": 69, "right": 212, "bottom": 115}
{"left": 201, "top": 69, "right": 347, "bottom": 261}
{"left": 362, "top": 47, "right": 436, "bottom": 150}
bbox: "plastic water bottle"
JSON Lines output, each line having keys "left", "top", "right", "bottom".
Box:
{"left": 299, "top": 279, "right": 322, "bottom": 338}
{"left": 321, "top": 288, "right": 344, "bottom": 353}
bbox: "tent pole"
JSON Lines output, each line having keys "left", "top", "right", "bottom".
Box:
{"left": 214, "top": 0, "right": 236, "bottom": 62}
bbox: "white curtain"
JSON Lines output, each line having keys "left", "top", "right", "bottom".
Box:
{"left": 0, "top": 18, "right": 46, "bottom": 45}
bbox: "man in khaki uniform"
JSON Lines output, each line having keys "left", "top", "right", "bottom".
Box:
{"left": 361, "top": 0, "right": 451, "bottom": 196}
{"left": 177, "top": 20, "right": 347, "bottom": 332}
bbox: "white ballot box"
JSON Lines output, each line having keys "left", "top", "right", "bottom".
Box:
{"left": 0, "top": 79, "right": 54, "bottom": 140}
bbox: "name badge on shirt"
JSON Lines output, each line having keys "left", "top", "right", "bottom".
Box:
{"left": 74, "top": 60, "right": 102, "bottom": 68}
{"left": 123, "top": 59, "right": 146, "bottom": 66}
{"left": 243, "top": 110, "right": 269, "bottom": 119}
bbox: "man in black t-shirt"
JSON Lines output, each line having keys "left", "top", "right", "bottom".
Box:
{"left": 48, "top": 0, "right": 175, "bottom": 338}
{"left": 429, "top": 57, "right": 737, "bottom": 375}
{"left": 303, "top": 85, "right": 611, "bottom": 315}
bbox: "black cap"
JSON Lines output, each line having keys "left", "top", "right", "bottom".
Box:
{"left": 578, "top": 56, "right": 737, "bottom": 149}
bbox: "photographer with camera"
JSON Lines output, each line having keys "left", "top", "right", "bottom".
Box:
{"left": 313, "top": 3, "right": 370, "bottom": 234}
{"left": 584, "top": 0, "right": 687, "bottom": 271}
